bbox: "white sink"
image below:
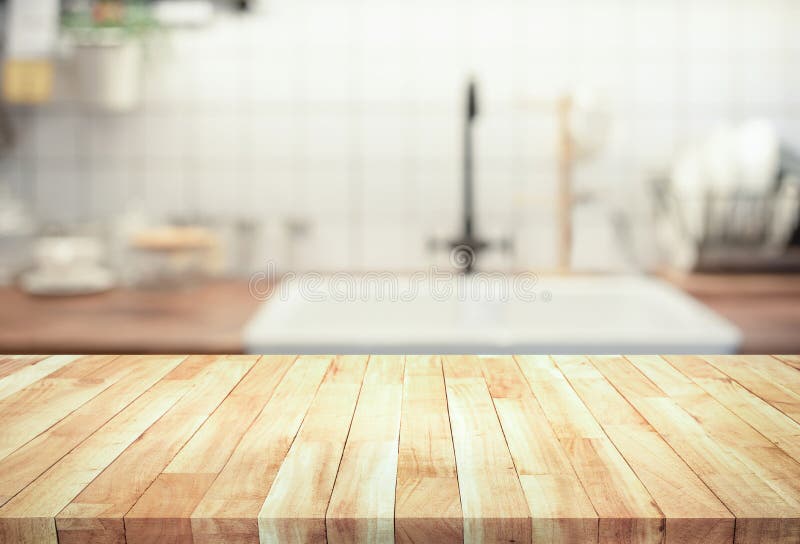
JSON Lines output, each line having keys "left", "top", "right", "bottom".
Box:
{"left": 244, "top": 275, "right": 741, "bottom": 354}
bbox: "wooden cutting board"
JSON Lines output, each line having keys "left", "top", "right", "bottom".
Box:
{"left": 0, "top": 354, "right": 799, "bottom": 543}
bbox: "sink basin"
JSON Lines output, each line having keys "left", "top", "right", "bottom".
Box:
{"left": 244, "top": 275, "right": 741, "bottom": 354}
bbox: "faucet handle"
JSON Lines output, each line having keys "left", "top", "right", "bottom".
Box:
{"left": 496, "top": 237, "right": 515, "bottom": 255}
{"left": 426, "top": 237, "right": 448, "bottom": 253}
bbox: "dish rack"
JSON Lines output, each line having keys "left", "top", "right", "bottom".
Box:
{"left": 653, "top": 178, "right": 800, "bottom": 271}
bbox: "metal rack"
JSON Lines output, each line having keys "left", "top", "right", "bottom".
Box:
{"left": 653, "top": 177, "right": 800, "bottom": 271}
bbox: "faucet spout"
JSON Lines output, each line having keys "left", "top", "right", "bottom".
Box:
{"left": 463, "top": 78, "right": 478, "bottom": 241}
{"left": 429, "top": 77, "right": 513, "bottom": 274}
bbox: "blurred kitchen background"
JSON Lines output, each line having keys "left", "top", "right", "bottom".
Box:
{"left": 1, "top": 0, "right": 800, "bottom": 354}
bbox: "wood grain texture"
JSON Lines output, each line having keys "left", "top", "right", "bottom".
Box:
{"left": 707, "top": 355, "right": 800, "bottom": 398}
{"left": 259, "top": 355, "right": 367, "bottom": 543}
{"left": 0, "top": 355, "right": 187, "bottom": 506}
{"left": 600, "top": 356, "right": 800, "bottom": 544}
{"left": 125, "top": 355, "right": 293, "bottom": 544}
{"left": 1, "top": 354, "right": 800, "bottom": 544}
{"left": 0, "top": 355, "right": 122, "bottom": 460}
{"left": 701, "top": 355, "right": 800, "bottom": 425}
{"left": 516, "top": 355, "right": 663, "bottom": 544}
{"left": 480, "top": 355, "right": 597, "bottom": 543}
{"left": 0, "top": 355, "right": 47, "bottom": 380}
{"left": 395, "top": 355, "right": 462, "bottom": 544}
{"left": 775, "top": 354, "right": 800, "bottom": 371}
{"left": 0, "top": 357, "right": 201, "bottom": 543}
{"left": 630, "top": 356, "right": 800, "bottom": 511}
{"left": 0, "top": 354, "right": 81, "bottom": 401}
{"left": 190, "top": 355, "right": 331, "bottom": 544}
{"left": 56, "top": 355, "right": 258, "bottom": 544}
{"left": 443, "top": 355, "right": 531, "bottom": 544}
{"left": 664, "top": 355, "right": 800, "bottom": 462}
{"left": 565, "top": 356, "right": 734, "bottom": 544}
{"left": 326, "top": 355, "right": 405, "bottom": 544}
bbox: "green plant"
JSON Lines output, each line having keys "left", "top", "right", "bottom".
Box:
{"left": 62, "top": 1, "right": 159, "bottom": 38}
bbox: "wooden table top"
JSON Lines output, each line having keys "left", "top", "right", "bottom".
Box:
{"left": 0, "top": 280, "right": 263, "bottom": 355}
{"left": 663, "top": 273, "right": 800, "bottom": 354}
{"left": 1, "top": 354, "right": 800, "bottom": 544}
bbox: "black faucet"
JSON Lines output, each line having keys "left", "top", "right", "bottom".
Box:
{"left": 430, "top": 78, "right": 511, "bottom": 273}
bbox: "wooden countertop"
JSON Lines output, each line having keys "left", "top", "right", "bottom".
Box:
{"left": 1, "top": 274, "right": 800, "bottom": 354}
{"left": 664, "top": 273, "right": 800, "bottom": 354}
{"left": 1, "top": 354, "right": 799, "bottom": 543}
{"left": 0, "top": 280, "right": 262, "bottom": 354}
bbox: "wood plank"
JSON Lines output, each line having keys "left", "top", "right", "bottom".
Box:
{"left": 394, "top": 355, "right": 463, "bottom": 544}
{"left": 0, "top": 354, "right": 81, "bottom": 401}
{"left": 775, "top": 355, "right": 800, "bottom": 371}
{"left": 164, "top": 356, "right": 295, "bottom": 475}
{"left": 0, "top": 355, "right": 125, "bottom": 460}
{"left": 258, "top": 355, "right": 368, "bottom": 543}
{"left": 441, "top": 355, "right": 531, "bottom": 544}
{"left": 1, "top": 353, "right": 800, "bottom": 544}
{"left": 559, "top": 355, "right": 734, "bottom": 544}
{"left": 0, "top": 356, "right": 207, "bottom": 544}
{"left": 190, "top": 355, "right": 332, "bottom": 544}
{"left": 701, "top": 355, "right": 800, "bottom": 425}
{"left": 480, "top": 355, "right": 597, "bottom": 544}
{"left": 0, "top": 355, "right": 47, "bottom": 379}
{"left": 55, "top": 355, "right": 258, "bottom": 544}
{"left": 629, "top": 356, "right": 800, "bottom": 511}
{"left": 594, "top": 356, "right": 800, "bottom": 544}
{"left": 665, "top": 355, "right": 800, "bottom": 462}
{"left": 516, "top": 355, "right": 663, "bottom": 544}
{"left": 326, "top": 355, "right": 405, "bottom": 544}
{"left": 0, "top": 355, "right": 187, "bottom": 506}
{"left": 124, "top": 355, "right": 295, "bottom": 544}
{"left": 708, "top": 355, "right": 800, "bottom": 397}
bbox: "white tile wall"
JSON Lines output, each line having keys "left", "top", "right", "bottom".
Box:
{"left": 7, "top": 0, "right": 800, "bottom": 272}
